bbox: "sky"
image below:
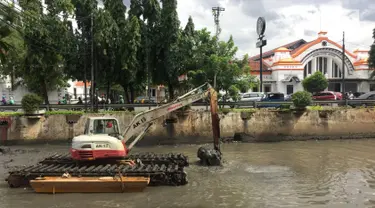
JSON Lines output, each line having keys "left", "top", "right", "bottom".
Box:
{"left": 6, "top": 0, "right": 375, "bottom": 58}
{"left": 124, "top": 0, "right": 375, "bottom": 58}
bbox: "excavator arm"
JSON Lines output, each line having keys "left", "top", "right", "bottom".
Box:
{"left": 122, "top": 82, "right": 219, "bottom": 152}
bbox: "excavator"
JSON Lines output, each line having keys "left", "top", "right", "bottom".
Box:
{"left": 6, "top": 83, "right": 222, "bottom": 188}
{"left": 69, "top": 82, "right": 222, "bottom": 166}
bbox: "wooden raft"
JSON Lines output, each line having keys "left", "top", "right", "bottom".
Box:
{"left": 30, "top": 175, "right": 150, "bottom": 194}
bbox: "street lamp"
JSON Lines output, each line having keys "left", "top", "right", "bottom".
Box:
{"left": 256, "top": 17, "right": 267, "bottom": 92}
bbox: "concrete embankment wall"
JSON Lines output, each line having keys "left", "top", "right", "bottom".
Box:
{"left": 2, "top": 109, "right": 375, "bottom": 145}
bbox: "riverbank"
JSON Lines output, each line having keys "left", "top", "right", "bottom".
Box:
{"left": 1, "top": 108, "right": 375, "bottom": 145}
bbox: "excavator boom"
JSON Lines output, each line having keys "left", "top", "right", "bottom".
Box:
{"left": 122, "top": 82, "right": 217, "bottom": 152}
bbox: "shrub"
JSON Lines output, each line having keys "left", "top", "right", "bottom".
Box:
{"left": 302, "top": 71, "right": 328, "bottom": 93}
{"left": 292, "top": 91, "right": 312, "bottom": 109}
{"left": 21, "top": 94, "right": 43, "bottom": 113}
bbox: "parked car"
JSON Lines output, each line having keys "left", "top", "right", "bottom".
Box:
{"left": 284, "top": 93, "right": 294, "bottom": 101}
{"left": 134, "top": 96, "right": 155, "bottom": 104}
{"left": 349, "top": 91, "right": 375, "bottom": 108}
{"left": 353, "top": 92, "right": 366, "bottom": 98}
{"left": 257, "top": 92, "right": 285, "bottom": 108}
{"left": 312, "top": 91, "right": 342, "bottom": 101}
{"left": 240, "top": 92, "right": 265, "bottom": 102}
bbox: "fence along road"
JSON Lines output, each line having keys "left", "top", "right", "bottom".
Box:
{"left": 1, "top": 100, "right": 375, "bottom": 112}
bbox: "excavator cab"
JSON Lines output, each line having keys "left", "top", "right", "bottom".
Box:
{"left": 84, "top": 117, "right": 120, "bottom": 137}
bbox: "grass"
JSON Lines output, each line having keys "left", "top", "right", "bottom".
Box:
{"left": 307, "top": 105, "right": 354, "bottom": 111}
{"left": 0, "top": 111, "right": 24, "bottom": 117}
{"left": 45, "top": 110, "right": 84, "bottom": 115}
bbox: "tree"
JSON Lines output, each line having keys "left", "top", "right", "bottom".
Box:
{"left": 187, "top": 32, "right": 256, "bottom": 101}
{"left": 155, "top": 0, "right": 181, "bottom": 100}
{"left": 0, "top": 1, "right": 18, "bottom": 64}
{"left": 369, "top": 28, "right": 375, "bottom": 78}
{"left": 0, "top": 2, "right": 26, "bottom": 90}
{"left": 302, "top": 71, "right": 328, "bottom": 93}
{"left": 17, "top": 0, "right": 74, "bottom": 104}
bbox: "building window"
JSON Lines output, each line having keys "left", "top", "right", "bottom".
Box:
{"left": 316, "top": 57, "right": 327, "bottom": 74}
{"left": 73, "top": 88, "right": 77, "bottom": 99}
{"left": 264, "top": 85, "right": 271, "bottom": 92}
{"left": 303, "top": 60, "right": 312, "bottom": 78}
{"left": 328, "top": 83, "right": 341, "bottom": 92}
{"left": 370, "top": 84, "right": 375, "bottom": 91}
{"left": 345, "top": 83, "right": 357, "bottom": 93}
{"left": 286, "top": 85, "right": 293, "bottom": 95}
{"left": 332, "top": 62, "right": 341, "bottom": 78}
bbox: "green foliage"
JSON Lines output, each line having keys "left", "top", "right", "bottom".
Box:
{"left": 0, "top": 0, "right": 253, "bottom": 106}
{"left": 0, "top": 112, "right": 24, "bottom": 117}
{"left": 187, "top": 30, "right": 257, "bottom": 100}
{"left": 228, "top": 85, "right": 241, "bottom": 102}
{"left": 45, "top": 110, "right": 84, "bottom": 115}
{"left": 15, "top": 0, "right": 75, "bottom": 104}
{"left": 291, "top": 91, "right": 312, "bottom": 109}
{"left": 308, "top": 105, "right": 324, "bottom": 111}
{"left": 21, "top": 93, "right": 43, "bottom": 113}
{"left": 235, "top": 75, "right": 258, "bottom": 93}
{"left": 302, "top": 71, "right": 328, "bottom": 93}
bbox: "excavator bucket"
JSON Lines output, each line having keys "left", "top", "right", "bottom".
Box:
{"left": 197, "top": 86, "right": 222, "bottom": 166}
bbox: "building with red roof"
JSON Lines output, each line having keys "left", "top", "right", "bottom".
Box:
{"left": 248, "top": 31, "right": 372, "bottom": 94}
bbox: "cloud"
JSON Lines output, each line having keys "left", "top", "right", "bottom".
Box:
{"left": 96, "top": 0, "right": 375, "bottom": 57}
{"left": 177, "top": 0, "right": 374, "bottom": 56}
{"left": 304, "top": 29, "right": 316, "bottom": 36}
{"left": 340, "top": 0, "right": 375, "bottom": 21}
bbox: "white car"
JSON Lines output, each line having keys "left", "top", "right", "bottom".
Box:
{"left": 240, "top": 92, "right": 265, "bottom": 102}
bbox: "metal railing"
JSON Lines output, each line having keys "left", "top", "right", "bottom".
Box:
{"left": 1, "top": 100, "right": 375, "bottom": 111}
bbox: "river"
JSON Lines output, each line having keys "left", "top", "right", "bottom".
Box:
{"left": 1, "top": 140, "right": 375, "bottom": 208}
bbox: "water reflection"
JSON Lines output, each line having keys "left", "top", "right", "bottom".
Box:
{"left": 2, "top": 140, "right": 375, "bottom": 207}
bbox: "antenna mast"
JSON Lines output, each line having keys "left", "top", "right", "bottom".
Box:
{"left": 212, "top": 6, "right": 225, "bottom": 37}
{"left": 212, "top": 6, "right": 225, "bottom": 88}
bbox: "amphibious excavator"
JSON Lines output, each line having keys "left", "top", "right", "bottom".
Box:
{"left": 6, "top": 83, "right": 222, "bottom": 188}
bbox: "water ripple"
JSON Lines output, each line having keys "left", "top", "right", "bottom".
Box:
{"left": 3, "top": 141, "right": 375, "bottom": 207}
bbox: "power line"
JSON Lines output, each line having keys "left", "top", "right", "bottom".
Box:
{"left": 0, "top": 8, "right": 89, "bottom": 56}
{"left": 2, "top": 0, "right": 92, "bottom": 21}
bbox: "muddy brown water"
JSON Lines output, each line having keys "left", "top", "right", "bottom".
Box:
{"left": 1, "top": 140, "right": 375, "bottom": 208}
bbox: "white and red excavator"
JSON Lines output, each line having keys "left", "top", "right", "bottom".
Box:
{"left": 70, "top": 82, "right": 222, "bottom": 166}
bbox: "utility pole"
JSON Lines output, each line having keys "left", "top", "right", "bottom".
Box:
{"left": 146, "top": 25, "right": 151, "bottom": 110}
{"left": 83, "top": 22, "right": 87, "bottom": 112}
{"left": 342, "top": 31, "right": 345, "bottom": 95}
{"left": 90, "top": 13, "right": 94, "bottom": 111}
{"left": 212, "top": 6, "right": 225, "bottom": 89}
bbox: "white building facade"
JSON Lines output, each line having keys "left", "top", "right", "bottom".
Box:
{"left": 249, "top": 31, "right": 373, "bottom": 95}
{"left": 0, "top": 77, "right": 91, "bottom": 104}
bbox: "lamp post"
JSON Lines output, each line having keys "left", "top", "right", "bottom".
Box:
{"left": 256, "top": 17, "right": 267, "bottom": 92}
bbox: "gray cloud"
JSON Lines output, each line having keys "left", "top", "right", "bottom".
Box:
{"left": 341, "top": 0, "right": 375, "bottom": 21}
{"left": 361, "top": 10, "right": 375, "bottom": 21}
{"left": 234, "top": 0, "right": 282, "bottom": 22}
{"left": 304, "top": 29, "right": 316, "bottom": 36}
